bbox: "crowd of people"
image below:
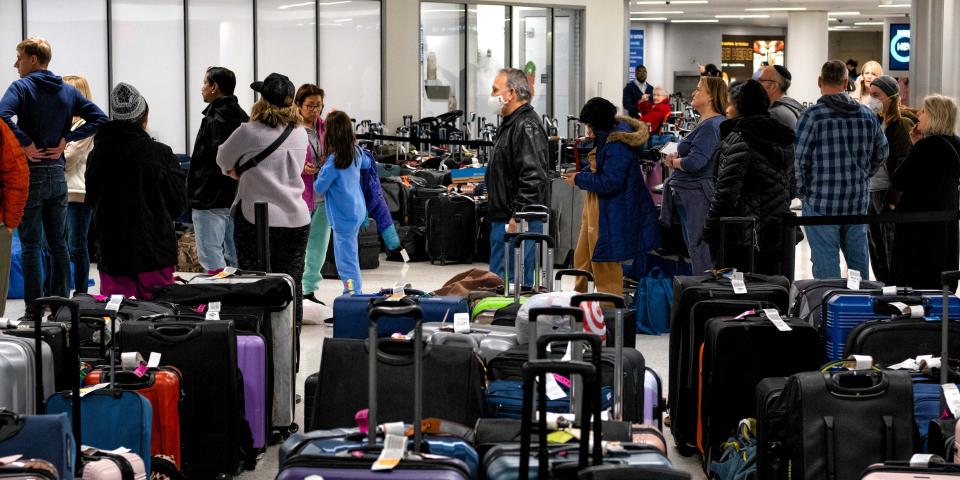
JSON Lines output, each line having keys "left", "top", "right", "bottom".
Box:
{"left": 0, "top": 35, "right": 958, "bottom": 325}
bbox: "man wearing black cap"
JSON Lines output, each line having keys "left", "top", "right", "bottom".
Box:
{"left": 759, "top": 65, "right": 803, "bottom": 130}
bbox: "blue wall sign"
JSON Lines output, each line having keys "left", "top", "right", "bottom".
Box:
{"left": 889, "top": 23, "right": 910, "bottom": 71}
{"left": 629, "top": 29, "right": 644, "bottom": 81}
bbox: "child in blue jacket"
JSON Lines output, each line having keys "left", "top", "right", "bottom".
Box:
{"left": 314, "top": 111, "right": 369, "bottom": 294}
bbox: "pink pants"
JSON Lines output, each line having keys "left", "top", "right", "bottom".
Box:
{"left": 99, "top": 266, "right": 175, "bottom": 300}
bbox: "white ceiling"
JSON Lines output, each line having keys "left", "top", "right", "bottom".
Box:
{"left": 629, "top": 0, "right": 911, "bottom": 31}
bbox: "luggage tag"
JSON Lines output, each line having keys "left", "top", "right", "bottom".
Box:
{"left": 0, "top": 318, "right": 20, "bottom": 328}
{"left": 147, "top": 352, "right": 161, "bottom": 369}
{"left": 0, "top": 455, "right": 22, "bottom": 465}
{"left": 105, "top": 294, "right": 124, "bottom": 312}
{"left": 882, "top": 286, "right": 898, "bottom": 295}
{"left": 400, "top": 249, "right": 410, "bottom": 263}
{"left": 120, "top": 352, "right": 148, "bottom": 376}
{"left": 212, "top": 267, "right": 238, "bottom": 279}
{"left": 731, "top": 271, "right": 747, "bottom": 294}
{"left": 761, "top": 309, "right": 792, "bottom": 332}
{"left": 943, "top": 384, "right": 960, "bottom": 418}
{"left": 888, "top": 301, "right": 925, "bottom": 318}
{"left": 372, "top": 423, "right": 408, "bottom": 471}
{"left": 453, "top": 312, "right": 470, "bottom": 333}
{"left": 205, "top": 301, "right": 222, "bottom": 321}
{"left": 843, "top": 355, "right": 874, "bottom": 370}
{"left": 389, "top": 283, "right": 405, "bottom": 301}
{"left": 79, "top": 383, "right": 109, "bottom": 397}
{"left": 847, "top": 269, "right": 862, "bottom": 290}
{"left": 541, "top": 373, "right": 567, "bottom": 400}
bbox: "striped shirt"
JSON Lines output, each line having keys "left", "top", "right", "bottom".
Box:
{"left": 795, "top": 93, "right": 889, "bottom": 215}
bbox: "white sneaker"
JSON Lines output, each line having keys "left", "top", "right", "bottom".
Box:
{"left": 303, "top": 298, "right": 333, "bottom": 325}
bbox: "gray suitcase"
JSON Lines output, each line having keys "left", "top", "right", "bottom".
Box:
{"left": 420, "top": 324, "right": 518, "bottom": 362}
{"left": 0, "top": 334, "right": 55, "bottom": 414}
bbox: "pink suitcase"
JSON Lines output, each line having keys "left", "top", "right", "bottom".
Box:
{"left": 861, "top": 455, "right": 960, "bottom": 478}
{"left": 79, "top": 449, "right": 147, "bottom": 480}
{"left": 238, "top": 333, "right": 268, "bottom": 451}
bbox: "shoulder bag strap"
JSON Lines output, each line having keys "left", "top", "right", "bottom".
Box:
{"left": 233, "top": 123, "right": 296, "bottom": 176}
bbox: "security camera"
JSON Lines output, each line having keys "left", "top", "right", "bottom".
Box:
{"left": 837, "top": 18, "right": 843, "bottom": 23}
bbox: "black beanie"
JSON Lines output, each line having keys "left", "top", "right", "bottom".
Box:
{"left": 578, "top": 97, "right": 617, "bottom": 132}
{"left": 729, "top": 79, "right": 771, "bottom": 117}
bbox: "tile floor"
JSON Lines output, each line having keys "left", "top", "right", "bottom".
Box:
{"left": 3, "top": 236, "right": 851, "bottom": 479}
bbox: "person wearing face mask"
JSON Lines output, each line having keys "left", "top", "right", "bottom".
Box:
{"left": 659, "top": 76, "right": 728, "bottom": 273}
{"left": 484, "top": 68, "right": 549, "bottom": 287}
{"left": 189, "top": 66, "right": 249, "bottom": 274}
{"left": 890, "top": 95, "right": 960, "bottom": 290}
{"left": 864, "top": 75, "right": 913, "bottom": 283}
{"left": 851, "top": 60, "right": 883, "bottom": 105}
{"left": 562, "top": 97, "right": 659, "bottom": 294}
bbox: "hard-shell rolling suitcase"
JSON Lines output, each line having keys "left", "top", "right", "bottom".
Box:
{"left": 120, "top": 317, "right": 250, "bottom": 478}
{"left": 0, "top": 335, "right": 54, "bottom": 415}
{"left": 788, "top": 278, "right": 885, "bottom": 327}
{"left": 0, "top": 410, "right": 75, "bottom": 480}
{"left": 426, "top": 194, "right": 477, "bottom": 265}
{"left": 278, "top": 299, "right": 474, "bottom": 480}
{"left": 644, "top": 367, "right": 664, "bottom": 429}
{"left": 421, "top": 323, "right": 519, "bottom": 363}
{"left": 3, "top": 321, "right": 72, "bottom": 392}
{"left": 842, "top": 296, "right": 960, "bottom": 366}
{"left": 83, "top": 367, "right": 183, "bottom": 469}
{"left": 861, "top": 455, "right": 960, "bottom": 479}
{"left": 667, "top": 272, "right": 790, "bottom": 455}
{"left": 78, "top": 448, "right": 147, "bottom": 480}
{"left": 332, "top": 292, "right": 468, "bottom": 339}
{"left": 697, "top": 310, "right": 822, "bottom": 469}
{"left": 0, "top": 456, "right": 59, "bottom": 480}
{"left": 237, "top": 333, "right": 268, "bottom": 452}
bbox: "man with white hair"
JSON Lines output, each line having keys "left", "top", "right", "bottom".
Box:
{"left": 484, "top": 68, "right": 549, "bottom": 286}
{"left": 759, "top": 65, "right": 804, "bottom": 130}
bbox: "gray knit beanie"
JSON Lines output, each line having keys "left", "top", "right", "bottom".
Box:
{"left": 111, "top": 82, "right": 147, "bottom": 122}
{"left": 872, "top": 75, "right": 900, "bottom": 97}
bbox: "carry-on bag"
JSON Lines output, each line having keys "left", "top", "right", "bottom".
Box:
{"left": 0, "top": 333, "right": 54, "bottom": 415}
{"left": 667, "top": 271, "right": 789, "bottom": 455}
{"left": 755, "top": 376, "right": 788, "bottom": 480}
{"left": 3, "top": 320, "right": 73, "bottom": 392}
{"left": 0, "top": 410, "right": 74, "bottom": 479}
{"left": 788, "top": 278, "right": 885, "bottom": 327}
{"left": 490, "top": 232, "right": 556, "bottom": 326}
{"left": 78, "top": 447, "right": 147, "bottom": 480}
{"left": 332, "top": 290, "right": 468, "bottom": 339}
{"left": 860, "top": 454, "right": 960, "bottom": 479}
{"left": 421, "top": 323, "right": 518, "bottom": 363}
{"left": 278, "top": 298, "right": 474, "bottom": 480}
{"left": 0, "top": 456, "right": 59, "bottom": 480}
{"left": 426, "top": 193, "right": 477, "bottom": 265}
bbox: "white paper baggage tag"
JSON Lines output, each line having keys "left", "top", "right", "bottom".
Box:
{"left": 561, "top": 342, "right": 573, "bottom": 362}
{"left": 79, "top": 383, "right": 109, "bottom": 397}
{"left": 453, "top": 313, "right": 470, "bottom": 333}
{"left": 910, "top": 453, "right": 939, "bottom": 467}
{"left": 542, "top": 373, "right": 568, "bottom": 400}
{"left": 211, "top": 267, "right": 238, "bottom": 279}
{"left": 120, "top": 352, "right": 145, "bottom": 370}
{"left": 372, "top": 433, "right": 407, "bottom": 471}
{"left": 847, "top": 270, "right": 861, "bottom": 290}
{"left": 400, "top": 249, "right": 410, "bottom": 263}
{"left": 0, "top": 318, "right": 19, "bottom": 328}
{"left": 844, "top": 355, "right": 873, "bottom": 370}
{"left": 882, "top": 286, "right": 898, "bottom": 295}
{"left": 205, "top": 301, "right": 222, "bottom": 321}
{"left": 105, "top": 294, "right": 124, "bottom": 312}
{"left": 731, "top": 272, "right": 747, "bottom": 294}
{"left": 762, "top": 309, "right": 792, "bottom": 332}
{"left": 147, "top": 352, "right": 162, "bottom": 369}
{"left": 944, "top": 384, "right": 960, "bottom": 418}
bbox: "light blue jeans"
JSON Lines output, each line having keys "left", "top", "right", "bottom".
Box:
{"left": 489, "top": 220, "right": 544, "bottom": 288}
{"left": 192, "top": 208, "right": 238, "bottom": 272}
{"left": 802, "top": 202, "right": 870, "bottom": 279}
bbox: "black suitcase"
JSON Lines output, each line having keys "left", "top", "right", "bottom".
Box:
{"left": 843, "top": 310, "right": 960, "bottom": 367}
{"left": 409, "top": 186, "right": 446, "bottom": 228}
{"left": 380, "top": 177, "right": 409, "bottom": 225}
{"left": 476, "top": 199, "right": 491, "bottom": 264}
{"left": 120, "top": 317, "right": 252, "bottom": 478}
{"left": 779, "top": 367, "right": 915, "bottom": 480}
{"left": 386, "top": 223, "right": 428, "bottom": 262}
{"left": 667, "top": 272, "right": 790, "bottom": 455}
{"left": 699, "top": 311, "right": 822, "bottom": 468}
{"left": 412, "top": 169, "right": 446, "bottom": 187}
{"left": 320, "top": 218, "right": 380, "bottom": 278}
{"left": 755, "top": 376, "right": 789, "bottom": 480}
{"left": 426, "top": 194, "right": 477, "bottom": 265}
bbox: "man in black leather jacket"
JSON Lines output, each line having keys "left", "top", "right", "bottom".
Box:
{"left": 188, "top": 66, "right": 249, "bottom": 273}
{"left": 484, "top": 67, "right": 549, "bottom": 286}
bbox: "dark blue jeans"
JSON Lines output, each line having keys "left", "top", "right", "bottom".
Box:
{"left": 67, "top": 202, "right": 91, "bottom": 293}
{"left": 21, "top": 166, "right": 70, "bottom": 307}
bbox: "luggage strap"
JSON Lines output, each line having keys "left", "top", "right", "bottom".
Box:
{"left": 233, "top": 123, "right": 295, "bottom": 176}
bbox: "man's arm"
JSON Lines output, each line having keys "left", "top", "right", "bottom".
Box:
{"left": 511, "top": 124, "right": 549, "bottom": 213}
{"left": 622, "top": 85, "right": 639, "bottom": 118}
{"left": 793, "top": 112, "right": 815, "bottom": 198}
{"left": 65, "top": 93, "right": 108, "bottom": 143}
{"left": 0, "top": 83, "right": 30, "bottom": 146}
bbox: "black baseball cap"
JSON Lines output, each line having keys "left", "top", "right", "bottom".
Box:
{"left": 251, "top": 73, "right": 295, "bottom": 107}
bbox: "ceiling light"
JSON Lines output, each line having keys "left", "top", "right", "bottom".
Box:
{"left": 744, "top": 7, "right": 807, "bottom": 11}
{"left": 855, "top": 21, "right": 885, "bottom": 25}
{"left": 631, "top": 17, "right": 668, "bottom": 21}
{"left": 829, "top": 18, "right": 838, "bottom": 21}
{"left": 828, "top": 11, "right": 860, "bottom": 16}
{"left": 671, "top": 19, "right": 719, "bottom": 23}
{"left": 334, "top": 18, "right": 352, "bottom": 22}
{"left": 878, "top": 3, "right": 910, "bottom": 7}
{"left": 278, "top": 1, "right": 312, "bottom": 9}
{"left": 631, "top": 10, "right": 684, "bottom": 14}
{"left": 318, "top": 1, "right": 352, "bottom": 5}
{"left": 634, "top": 0, "right": 707, "bottom": 3}
{"left": 829, "top": 26, "right": 858, "bottom": 30}
{"left": 715, "top": 14, "right": 770, "bottom": 18}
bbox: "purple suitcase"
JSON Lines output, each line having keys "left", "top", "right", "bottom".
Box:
{"left": 238, "top": 333, "right": 267, "bottom": 450}
{"left": 644, "top": 367, "right": 664, "bottom": 429}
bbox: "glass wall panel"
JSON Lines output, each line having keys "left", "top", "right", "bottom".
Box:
{"left": 257, "top": 0, "right": 315, "bottom": 87}
{"left": 554, "top": 9, "right": 583, "bottom": 137}
{"left": 26, "top": 0, "right": 109, "bottom": 114}
{"left": 112, "top": 0, "right": 187, "bottom": 152}
{"left": 467, "top": 4, "right": 507, "bottom": 120}
{"left": 511, "top": 6, "right": 550, "bottom": 115}
{"left": 187, "top": 0, "right": 255, "bottom": 153}
{"left": 420, "top": 2, "right": 465, "bottom": 118}
{"left": 0, "top": 0, "right": 23, "bottom": 96}
{"left": 318, "top": 0, "right": 381, "bottom": 122}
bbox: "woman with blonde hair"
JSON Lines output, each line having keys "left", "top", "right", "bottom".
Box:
{"left": 890, "top": 94, "right": 960, "bottom": 289}
{"left": 62, "top": 75, "right": 94, "bottom": 293}
{"left": 851, "top": 60, "right": 883, "bottom": 104}
{"left": 660, "top": 76, "right": 728, "bottom": 272}
{"left": 217, "top": 73, "right": 310, "bottom": 327}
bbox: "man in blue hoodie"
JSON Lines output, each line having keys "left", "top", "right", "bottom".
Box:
{"left": 0, "top": 37, "right": 107, "bottom": 309}
{"left": 795, "top": 59, "right": 888, "bottom": 279}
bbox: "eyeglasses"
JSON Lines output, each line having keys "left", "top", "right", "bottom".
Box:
{"left": 302, "top": 104, "right": 323, "bottom": 110}
{"left": 758, "top": 79, "right": 777, "bottom": 85}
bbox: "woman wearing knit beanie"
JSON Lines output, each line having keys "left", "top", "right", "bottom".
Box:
{"left": 702, "top": 79, "right": 795, "bottom": 275}
{"left": 85, "top": 82, "right": 188, "bottom": 298}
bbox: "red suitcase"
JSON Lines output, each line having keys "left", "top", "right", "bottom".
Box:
{"left": 84, "top": 366, "right": 183, "bottom": 469}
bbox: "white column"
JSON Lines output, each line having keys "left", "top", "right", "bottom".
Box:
{"left": 941, "top": 0, "right": 960, "bottom": 110}
{"left": 909, "top": 0, "right": 945, "bottom": 106}
{"left": 643, "top": 22, "right": 668, "bottom": 90}
{"left": 382, "top": 0, "right": 422, "bottom": 130}
{"left": 786, "top": 11, "right": 829, "bottom": 104}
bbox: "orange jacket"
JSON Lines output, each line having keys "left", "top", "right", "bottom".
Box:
{"left": 0, "top": 121, "right": 29, "bottom": 228}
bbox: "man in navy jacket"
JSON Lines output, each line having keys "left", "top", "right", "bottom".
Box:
{"left": 622, "top": 65, "right": 653, "bottom": 118}
{"left": 0, "top": 37, "right": 107, "bottom": 310}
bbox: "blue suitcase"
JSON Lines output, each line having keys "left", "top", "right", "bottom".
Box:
{"left": 0, "top": 411, "right": 75, "bottom": 479}
{"left": 484, "top": 380, "right": 613, "bottom": 419}
{"left": 332, "top": 292, "right": 468, "bottom": 339}
{"left": 824, "top": 293, "right": 960, "bottom": 361}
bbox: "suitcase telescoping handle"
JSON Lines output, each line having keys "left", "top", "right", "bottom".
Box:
{"left": 32, "top": 297, "right": 82, "bottom": 463}
{"left": 366, "top": 298, "right": 424, "bottom": 451}
{"left": 942, "top": 271, "right": 960, "bottom": 386}
{"left": 511, "top": 233, "right": 555, "bottom": 300}
{"left": 254, "top": 201, "right": 271, "bottom": 273}
{"left": 719, "top": 216, "right": 757, "bottom": 273}
{"left": 571, "top": 293, "right": 626, "bottom": 421}
{"left": 519, "top": 360, "right": 600, "bottom": 479}
{"left": 527, "top": 307, "right": 589, "bottom": 424}
{"left": 554, "top": 269, "right": 595, "bottom": 293}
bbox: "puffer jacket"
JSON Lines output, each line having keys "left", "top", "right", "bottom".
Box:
{"left": 484, "top": 103, "right": 549, "bottom": 222}
{"left": 702, "top": 114, "right": 796, "bottom": 254}
{"left": 575, "top": 116, "right": 659, "bottom": 262}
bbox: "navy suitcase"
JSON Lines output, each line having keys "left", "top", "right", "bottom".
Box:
{"left": 278, "top": 299, "right": 474, "bottom": 480}
{"left": 332, "top": 292, "right": 468, "bottom": 339}
{"left": 0, "top": 411, "right": 75, "bottom": 480}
